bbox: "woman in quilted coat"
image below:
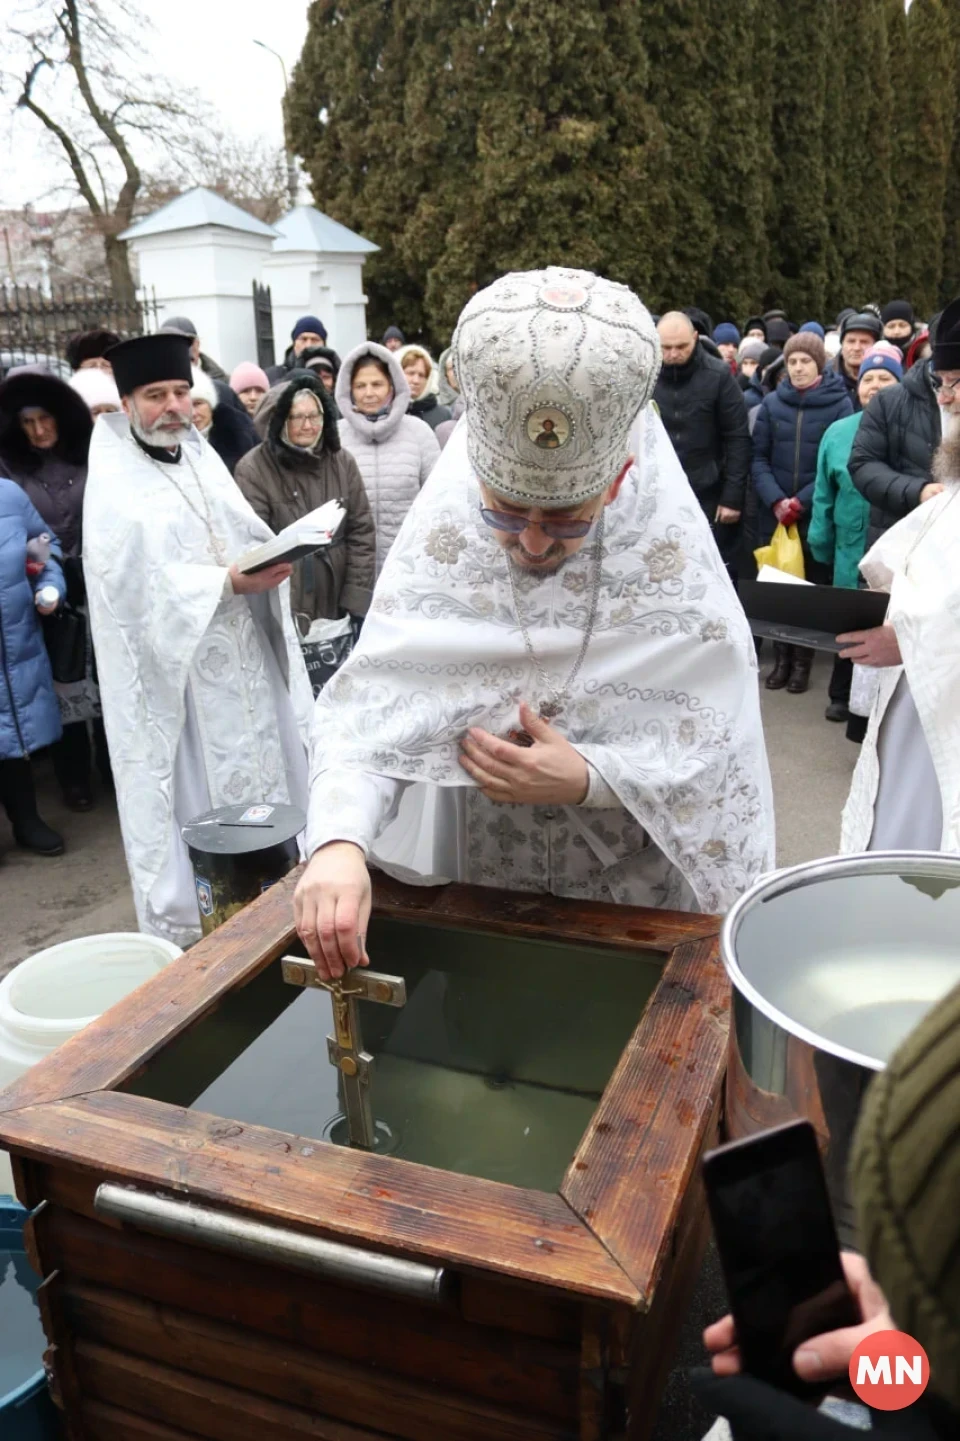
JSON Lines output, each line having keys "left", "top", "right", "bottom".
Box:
{"left": 335, "top": 343, "right": 440, "bottom": 573}
{"left": 0, "top": 476, "right": 66, "bottom": 856}
{"left": 751, "top": 331, "right": 853, "bottom": 694}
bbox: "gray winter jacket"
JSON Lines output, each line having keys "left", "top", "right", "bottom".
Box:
{"left": 335, "top": 344, "right": 440, "bottom": 572}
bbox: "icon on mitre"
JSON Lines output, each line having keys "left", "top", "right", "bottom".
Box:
{"left": 526, "top": 406, "right": 572, "bottom": 450}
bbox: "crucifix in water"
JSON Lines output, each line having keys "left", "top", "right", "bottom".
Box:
{"left": 281, "top": 957, "right": 407, "bottom": 1149}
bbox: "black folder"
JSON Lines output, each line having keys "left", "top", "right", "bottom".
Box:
{"left": 738, "top": 579, "right": 889, "bottom": 653}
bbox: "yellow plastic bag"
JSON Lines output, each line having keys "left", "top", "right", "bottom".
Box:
{"left": 754, "top": 523, "right": 805, "bottom": 580}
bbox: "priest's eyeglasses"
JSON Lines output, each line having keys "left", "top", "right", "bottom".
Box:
{"left": 931, "top": 373, "right": 960, "bottom": 396}
{"left": 479, "top": 505, "right": 598, "bottom": 541}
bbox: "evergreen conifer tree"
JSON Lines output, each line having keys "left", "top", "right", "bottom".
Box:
{"left": 287, "top": 0, "right": 481, "bottom": 343}
{"left": 939, "top": 2, "right": 960, "bottom": 302}
{"left": 433, "top": 0, "right": 671, "bottom": 334}
{"left": 890, "top": 0, "right": 954, "bottom": 315}
{"left": 824, "top": 0, "right": 896, "bottom": 315}
{"left": 766, "top": 2, "right": 831, "bottom": 321}
{"left": 637, "top": 2, "right": 716, "bottom": 308}
{"left": 698, "top": 0, "right": 773, "bottom": 322}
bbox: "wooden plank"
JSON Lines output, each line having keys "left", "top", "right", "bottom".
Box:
{"left": 623, "top": 1161, "right": 714, "bottom": 1441}
{"left": 80, "top": 1402, "right": 206, "bottom": 1441}
{"left": 561, "top": 936, "right": 729, "bottom": 1303}
{"left": 578, "top": 1308, "right": 609, "bottom": 1441}
{"left": 370, "top": 874, "right": 719, "bottom": 953}
{"left": 459, "top": 1274, "right": 581, "bottom": 1344}
{"left": 75, "top": 1339, "right": 397, "bottom": 1441}
{"left": 5, "top": 1092, "right": 637, "bottom": 1302}
{"left": 36, "top": 1203, "right": 579, "bottom": 1422}
{"left": 65, "top": 1282, "right": 576, "bottom": 1441}
{"left": 33, "top": 1270, "right": 85, "bottom": 1439}
{"left": 0, "top": 872, "right": 714, "bottom": 1117}
{"left": 74, "top": 1340, "right": 569, "bottom": 1441}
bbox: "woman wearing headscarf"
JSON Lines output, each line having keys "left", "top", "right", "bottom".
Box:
{"left": 234, "top": 373, "right": 375, "bottom": 627}
{"left": 751, "top": 332, "right": 853, "bottom": 694}
{"left": 335, "top": 343, "right": 440, "bottom": 573}
{"left": 394, "top": 344, "right": 452, "bottom": 434}
{"left": 0, "top": 369, "right": 104, "bottom": 811}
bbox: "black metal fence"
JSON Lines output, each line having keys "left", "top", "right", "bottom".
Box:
{"left": 0, "top": 282, "right": 160, "bottom": 377}
{"left": 253, "top": 281, "right": 275, "bottom": 370}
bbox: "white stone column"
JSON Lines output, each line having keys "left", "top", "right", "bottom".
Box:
{"left": 120, "top": 189, "right": 278, "bottom": 373}
{"left": 262, "top": 207, "right": 379, "bottom": 364}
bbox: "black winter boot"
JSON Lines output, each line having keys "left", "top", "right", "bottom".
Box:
{"left": 764, "top": 643, "right": 793, "bottom": 690}
{"left": 787, "top": 647, "right": 814, "bottom": 694}
{"left": 0, "top": 758, "right": 65, "bottom": 856}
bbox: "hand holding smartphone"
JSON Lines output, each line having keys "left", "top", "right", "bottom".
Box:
{"left": 702, "top": 1120, "right": 862, "bottom": 1398}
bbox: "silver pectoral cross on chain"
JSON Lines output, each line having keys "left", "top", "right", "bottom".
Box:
{"left": 281, "top": 958, "right": 407, "bottom": 1149}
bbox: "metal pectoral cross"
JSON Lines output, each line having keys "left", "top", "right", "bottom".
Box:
{"left": 281, "top": 958, "right": 407, "bottom": 1149}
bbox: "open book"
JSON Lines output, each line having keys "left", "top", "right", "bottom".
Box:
{"left": 236, "top": 499, "right": 346, "bottom": 575}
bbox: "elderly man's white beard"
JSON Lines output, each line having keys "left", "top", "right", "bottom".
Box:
{"left": 940, "top": 405, "right": 960, "bottom": 445}
{"left": 128, "top": 398, "right": 192, "bottom": 449}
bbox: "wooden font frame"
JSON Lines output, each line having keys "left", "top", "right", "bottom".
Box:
{"left": 0, "top": 871, "right": 728, "bottom": 1312}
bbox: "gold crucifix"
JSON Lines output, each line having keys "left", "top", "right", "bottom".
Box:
{"left": 281, "top": 958, "right": 407, "bottom": 1149}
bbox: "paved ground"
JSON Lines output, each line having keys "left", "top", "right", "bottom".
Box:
{"left": 0, "top": 652, "right": 860, "bottom": 1439}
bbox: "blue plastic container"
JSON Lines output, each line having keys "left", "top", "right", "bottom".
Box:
{"left": 0, "top": 1196, "right": 60, "bottom": 1440}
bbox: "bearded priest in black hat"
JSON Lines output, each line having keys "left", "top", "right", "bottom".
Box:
{"left": 82, "top": 332, "right": 314, "bottom": 947}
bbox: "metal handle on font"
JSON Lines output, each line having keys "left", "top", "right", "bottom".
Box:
{"left": 94, "top": 1183, "right": 449, "bottom": 1305}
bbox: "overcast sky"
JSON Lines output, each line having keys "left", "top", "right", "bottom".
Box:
{"left": 0, "top": 0, "right": 310, "bottom": 209}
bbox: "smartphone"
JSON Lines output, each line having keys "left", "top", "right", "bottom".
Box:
{"left": 702, "top": 1119, "right": 861, "bottom": 1397}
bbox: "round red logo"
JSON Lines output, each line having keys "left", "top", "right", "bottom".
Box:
{"left": 849, "top": 1329, "right": 929, "bottom": 1409}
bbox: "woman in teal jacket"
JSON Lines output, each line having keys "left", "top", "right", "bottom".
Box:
{"left": 808, "top": 348, "right": 902, "bottom": 723}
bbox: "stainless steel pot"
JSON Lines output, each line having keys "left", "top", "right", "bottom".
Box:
{"left": 721, "top": 851, "right": 960, "bottom": 1245}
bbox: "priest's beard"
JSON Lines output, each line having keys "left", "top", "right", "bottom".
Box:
{"left": 128, "top": 398, "right": 191, "bottom": 449}
{"left": 934, "top": 410, "right": 960, "bottom": 486}
{"left": 503, "top": 535, "right": 570, "bottom": 574}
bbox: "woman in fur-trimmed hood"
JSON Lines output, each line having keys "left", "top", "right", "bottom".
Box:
{"left": 234, "top": 373, "right": 375, "bottom": 626}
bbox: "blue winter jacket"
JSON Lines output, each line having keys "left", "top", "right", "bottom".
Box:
{"left": 751, "top": 372, "right": 854, "bottom": 543}
{"left": 0, "top": 476, "right": 66, "bottom": 759}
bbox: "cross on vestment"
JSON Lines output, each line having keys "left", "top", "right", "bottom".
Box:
{"left": 280, "top": 958, "right": 407, "bottom": 1149}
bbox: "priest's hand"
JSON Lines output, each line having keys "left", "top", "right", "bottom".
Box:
{"left": 459, "top": 703, "right": 589, "bottom": 805}
{"left": 836, "top": 624, "right": 901, "bottom": 667}
{"left": 229, "top": 562, "right": 293, "bottom": 596}
{"left": 293, "top": 842, "right": 371, "bottom": 981}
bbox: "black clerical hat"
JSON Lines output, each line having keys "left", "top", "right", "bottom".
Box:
{"left": 932, "top": 297, "right": 960, "bottom": 372}
{"left": 106, "top": 333, "right": 193, "bottom": 396}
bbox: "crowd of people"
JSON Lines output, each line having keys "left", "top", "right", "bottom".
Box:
{"left": 652, "top": 300, "right": 943, "bottom": 722}
{"left": 0, "top": 292, "right": 953, "bottom": 861}
{"left": 0, "top": 266, "right": 957, "bottom": 1435}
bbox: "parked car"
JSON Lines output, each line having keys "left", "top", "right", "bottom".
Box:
{"left": 0, "top": 350, "right": 72, "bottom": 381}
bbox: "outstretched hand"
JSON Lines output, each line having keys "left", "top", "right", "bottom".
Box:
{"left": 293, "top": 841, "right": 371, "bottom": 981}
{"left": 458, "top": 702, "right": 589, "bottom": 805}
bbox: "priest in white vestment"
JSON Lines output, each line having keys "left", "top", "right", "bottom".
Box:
{"left": 84, "top": 333, "right": 314, "bottom": 948}
{"left": 294, "top": 269, "right": 774, "bottom": 979}
{"left": 840, "top": 297, "right": 960, "bottom": 854}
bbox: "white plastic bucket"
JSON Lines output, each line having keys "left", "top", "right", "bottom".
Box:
{"left": 0, "top": 933, "right": 181, "bottom": 1194}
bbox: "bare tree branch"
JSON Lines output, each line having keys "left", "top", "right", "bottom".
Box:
{"left": 18, "top": 55, "right": 105, "bottom": 217}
